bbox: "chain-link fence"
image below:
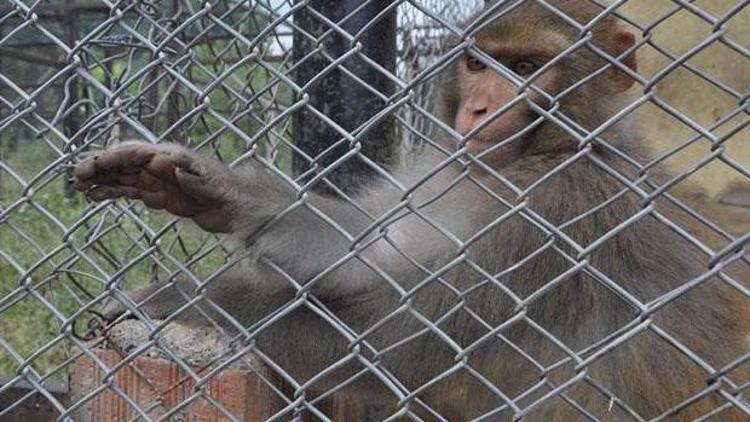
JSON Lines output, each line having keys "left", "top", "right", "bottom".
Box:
{"left": 0, "top": 0, "right": 748, "bottom": 420}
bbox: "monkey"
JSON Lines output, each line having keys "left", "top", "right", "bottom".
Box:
{"left": 71, "top": 1, "right": 750, "bottom": 420}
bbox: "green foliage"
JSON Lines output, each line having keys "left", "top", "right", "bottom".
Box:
{"left": 0, "top": 4, "right": 293, "bottom": 380}
{"left": 1, "top": 148, "right": 208, "bottom": 375}
{"left": 0, "top": 145, "right": 232, "bottom": 378}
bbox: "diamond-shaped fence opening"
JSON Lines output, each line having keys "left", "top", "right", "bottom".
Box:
{"left": 0, "top": 0, "right": 748, "bottom": 421}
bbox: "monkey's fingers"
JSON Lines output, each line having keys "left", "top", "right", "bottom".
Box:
{"left": 74, "top": 145, "right": 189, "bottom": 197}
{"left": 74, "top": 144, "right": 212, "bottom": 192}
{"left": 87, "top": 184, "right": 200, "bottom": 217}
{"left": 73, "top": 146, "right": 154, "bottom": 178}
{"left": 74, "top": 143, "right": 237, "bottom": 232}
{"left": 87, "top": 185, "right": 143, "bottom": 202}
{"left": 72, "top": 144, "right": 161, "bottom": 191}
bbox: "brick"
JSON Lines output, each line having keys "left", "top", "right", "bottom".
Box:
{"left": 70, "top": 347, "right": 281, "bottom": 421}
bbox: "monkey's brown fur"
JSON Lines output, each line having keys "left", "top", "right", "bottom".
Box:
{"left": 72, "top": 1, "right": 750, "bottom": 420}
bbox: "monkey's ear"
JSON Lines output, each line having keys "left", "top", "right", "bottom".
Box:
{"left": 606, "top": 29, "right": 638, "bottom": 93}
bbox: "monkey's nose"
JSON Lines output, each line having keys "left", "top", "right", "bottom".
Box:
{"left": 473, "top": 107, "right": 488, "bottom": 117}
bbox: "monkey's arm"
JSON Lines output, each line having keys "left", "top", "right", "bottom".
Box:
{"left": 72, "top": 142, "right": 299, "bottom": 234}
{"left": 72, "top": 142, "right": 437, "bottom": 290}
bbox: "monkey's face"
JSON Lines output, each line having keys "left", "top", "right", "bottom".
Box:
{"left": 453, "top": 36, "right": 565, "bottom": 159}
{"left": 451, "top": 13, "right": 638, "bottom": 164}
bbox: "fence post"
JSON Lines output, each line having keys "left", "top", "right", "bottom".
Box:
{"left": 292, "top": 0, "right": 397, "bottom": 193}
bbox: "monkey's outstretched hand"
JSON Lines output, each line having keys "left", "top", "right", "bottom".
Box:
{"left": 72, "top": 142, "right": 240, "bottom": 233}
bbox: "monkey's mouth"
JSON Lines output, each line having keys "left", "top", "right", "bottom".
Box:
{"left": 465, "top": 137, "right": 495, "bottom": 156}
{"left": 469, "top": 134, "right": 523, "bottom": 153}
{"left": 466, "top": 122, "right": 537, "bottom": 153}
{"left": 468, "top": 137, "right": 494, "bottom": 147}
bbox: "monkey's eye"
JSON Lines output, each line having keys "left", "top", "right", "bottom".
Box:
{"left": 512, "top": 59, "right": 538, "bottom": 76}
{"left": 466, "top": 56, "right": 486, "bottom": 72}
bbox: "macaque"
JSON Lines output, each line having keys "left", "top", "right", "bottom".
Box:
{"left": 72, "top": 1, "right": 750, "bottom": 420}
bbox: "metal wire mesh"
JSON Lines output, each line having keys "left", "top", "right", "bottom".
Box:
{"left": 0, "top": 0, "right": 748, "bottom": 420}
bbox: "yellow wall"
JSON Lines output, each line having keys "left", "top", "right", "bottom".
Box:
{"left": 617, "top": 0, "right": 749, "bottom": 196}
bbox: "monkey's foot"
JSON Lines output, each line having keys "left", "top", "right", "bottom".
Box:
{"left": 72, "top": 142, "right": 237, "bottom": 232}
